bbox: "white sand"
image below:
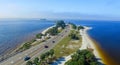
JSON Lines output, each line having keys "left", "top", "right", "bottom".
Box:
{"left": 80, "top": 27, "right": 103, "bottom": 63}
{"left": 80, "top": 26, "right": 92, "bottom": 50}
{"left": 41, "top": 25, "right": 55, "bottom": 34}
{"left": 56, "top": 26, "right": 103, "bottom": 65}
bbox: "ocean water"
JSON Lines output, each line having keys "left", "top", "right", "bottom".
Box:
{"left": 1, "top": 19, "right": 120, "bottom": 64}
{"left": 65, "top": 20, "right": 120, "bottom": 64}
{"left": 0, "top": 19, "right": 54, "bottom": 55}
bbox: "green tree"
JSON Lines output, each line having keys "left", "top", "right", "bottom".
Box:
{"left": 33, "top": 57, "right": 39, "bottom": 64}
{"left": 78, "top": 59, "right": 85, "bottom": 65}
{"left": 49, "top": 49, "right": 54, "bottom": 57}
{"left": 56, "top": 20, "right": 66, "bottom": 29}
{"left": 86, "top": 52, "right": 95, "bottom": 62}
{"left": 69, "top": 33, "right": 79, "bottom": 40}
{"left": 26, "top": 61, "right": 33, "bottom": 65}
{"left": 76, "top": 50, "right": 81, "bottom": 54}
{"left": 70, "top": 23, "right": 77, "bottom": 29}
{"left": 65, "top": 49, "right": 99, "bottom": 65}
{"left": 36, "top": 33, "right": 43, "bottom": 39}
{"left": 45, "top": 51, "right": 50, "bottom": 57}
{"left": 71, "top": 54, "right": 79, "bottom": 61}
{"left": 40, "top": 54, "right": 46, "bottom": 60}
{"left": 46, "top": 27, "right": 58, "bottom": 35}
{"left": 22, "top": 42, "right": 31, "bottom": 50}
{"left": 78, "top": 26, "right": 84, "bottom": 30}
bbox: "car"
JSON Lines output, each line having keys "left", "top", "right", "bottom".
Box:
{"left": 24, "top": 56, "right": 30, "bottom": 61}
{"left": 52, "top": 41, "right": 55, "bottom": 43}
{"left": 44, "top": 45, "right": 48, "bottom": 48}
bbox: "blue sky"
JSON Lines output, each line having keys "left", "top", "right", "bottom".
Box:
{"left": 0, "top": 0, "right": 120, "bottom": 20}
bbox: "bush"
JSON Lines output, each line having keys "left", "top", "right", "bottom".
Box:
{"left": 78, "top": 26, "right": 84, "bottom": 30}
{"left": 70, "top": 23, "right": 77, "bottom": 29}
{"left": 26, "top": 61, "right": 33, "bottom": 65}
{"left": 33, "top": 57, "right": 39, "bottom": 64}
{"left": 22, "top": 42, "right": 31, "bottom": 50}
{"left": 65, "top": 49, "right": 99, "bottom": 65}
{"left": 46, "top": 27, "right": 58, "bottom": 36}
{"left": 56, "top": 20, "right": 66, "bottom": 29}
{"left": 36, "top": 33, "right": 43, "bottom": 39}
{"left": 69, "top": 31, "right": 79, "bottom": 40}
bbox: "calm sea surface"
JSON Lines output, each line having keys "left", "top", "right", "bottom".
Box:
{"left": 65, "top": 20, "right": 120, "bottom": 64}
{"left": 0, "top": 20, "right": 54, "bottom": 55}
{"left": 1, "top": 19, "right": 120, "bottom": 64}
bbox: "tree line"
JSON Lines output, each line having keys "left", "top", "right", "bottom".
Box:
{"left": 45, "top": 20, "right": 66, "bottom": 36}
{"left": 65, "top": 50, "right": 99, "bottom": 65}
{"left": 26, "top": 49, "right": 55, "bottom": 65}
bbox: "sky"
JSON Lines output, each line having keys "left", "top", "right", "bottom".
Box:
{"left": 0, "top": 0, "right": 120, "bottom": 20}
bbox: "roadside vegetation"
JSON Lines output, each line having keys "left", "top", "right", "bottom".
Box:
{"left": 36, "top": 33, "right": 44, "bottom": 39}
{"left": 45, "top": 27, "right": 58, "bottom": 36}
{"left": 56, "top": 20, "right": 66, "bottom": 29}
{"left": 65, "top": 50, "right": 99, "bottom": 65}
{"left": 25, "top": 22, "right": 82, "bottom": 65}
{"left": 78, "top": 25, "right": 84, "bottom": 30}
{"left": 16, "top": 20, "right": 66, "bottom": 52}
{"left": 45, "top": 20, "right": 66, "bottom": 36}
{"left": 53, "top": 29, "right": 82, "bottom": 58}
{"left": 70, "top": 22, "right": 84, "bottom": 30}
{"left": 17, "top": 39, "right": 36, "bottom": 51}
{"left": 69, "top": 30, "right": 80, "bottom": 40}
{"left": 26, "top": 49, "right": 55, "bottom": 65}
{"left": 25, "top": 22, "right": 98, "bottom": 65}
{"left": 70, "top": 23, "right": 77, "bottom": 29}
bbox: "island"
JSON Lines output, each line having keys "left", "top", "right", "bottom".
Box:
{"left": 0, "top": 20, "right": 103, "bottom": 65}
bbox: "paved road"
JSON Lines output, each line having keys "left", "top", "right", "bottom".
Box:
{"left": 0, "top": 26, "right": 70, "bottom": 65}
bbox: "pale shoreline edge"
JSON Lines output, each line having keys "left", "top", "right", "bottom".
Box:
{"left": 57, "top": 26, "right": 104, "bottom": 65}
{"left": 41, "top": 25, "right": 55, "bottom": 34}
{"left": 82, "top": 26, "right": 104, "bottom": 64}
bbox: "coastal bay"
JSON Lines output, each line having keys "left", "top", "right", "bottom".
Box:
{"left": 1, "top": 20, "right": 120, "bottom": 65}
{"left": 0, "top": 20, "right": 54, "bottom": 56}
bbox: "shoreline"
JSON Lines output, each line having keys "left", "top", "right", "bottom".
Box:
{"left": 81, "top": 26, "right": 120, "bottom": 65}
{"left": 84, "top": 27, "right": 118, "bottom": 65}
{"left": 41, "top": 25, "right": 55, "bottom": 34}
{"left": 57, "top": 26, "right": 104, "bottom": 65}
{"left": 80, "top": 26, "right": 104, "bottom": 64}
{"left": 89, "top": 36, "right": 118, "bottom": 65}
{"left": 1, "top": 25, "right": 117, "bottom": 65}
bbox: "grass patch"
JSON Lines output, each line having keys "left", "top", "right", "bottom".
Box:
{"left": 53, "top": 30, "right": 82, "bottom": 58}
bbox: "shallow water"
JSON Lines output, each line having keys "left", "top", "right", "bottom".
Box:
{"left": 1, "top": 19, "right": 120, "bottom": 65}
{"left": 0, "top": 19, "right": 54, "bottom": 55}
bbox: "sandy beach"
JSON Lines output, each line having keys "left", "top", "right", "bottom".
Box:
{"left": 41, "top": 25, "right": 55, "bottom": 34}
{"left": 55, "top": 26, "right": 103, "bottom": 65}
{"left": 80, "top": 27, "right": 103, "bottom": 63}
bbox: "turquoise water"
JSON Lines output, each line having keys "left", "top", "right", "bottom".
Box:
{"left": 65, "top": 20, "right": 120, "bottom": 64}
{"left": 0, "top": 19, "right": 54, "bottom": 55}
